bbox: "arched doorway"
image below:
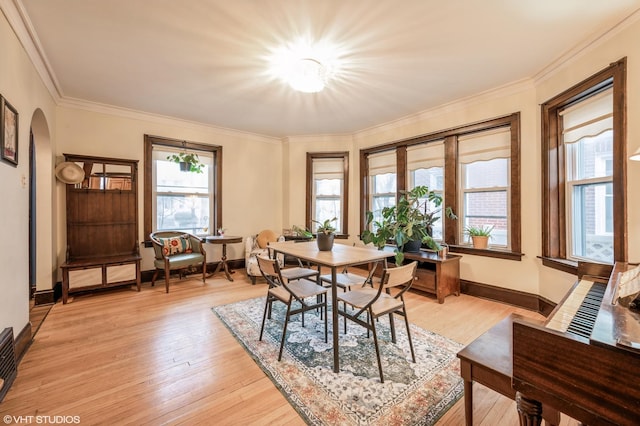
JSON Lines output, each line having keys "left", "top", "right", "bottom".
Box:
{"left": 29, "top": 109, "right": 55, "bottom": 305}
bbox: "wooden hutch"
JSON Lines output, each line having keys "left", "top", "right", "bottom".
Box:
{"left": 60, "top": 154, "right": 141, "bottom": 303}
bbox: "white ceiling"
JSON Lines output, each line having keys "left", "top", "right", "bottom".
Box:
{"left": 17, "top": 0, "right": 640, "bottom": 138}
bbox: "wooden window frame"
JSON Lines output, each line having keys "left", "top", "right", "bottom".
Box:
{"left": 306, "top": 152, "right": 349, "bottom": 238}
{"left": 143, "top": 134, "right": 222, "bottom": 244}
{"left": 360, "top": 113, "right": 522, "bottom": 260}
{"left": 541, "top": 58, "right": 627, "bottom": 274}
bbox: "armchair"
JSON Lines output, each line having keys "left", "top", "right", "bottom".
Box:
{"left": 149, "top": 231, "right": 207, "bottom": 293}
{"left": 245, "top": 230, "right": 284, "bottom": 284}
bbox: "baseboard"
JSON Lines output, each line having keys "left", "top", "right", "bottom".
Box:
{"left": 33, "top": 289, "right": 54, "bottom": 305}
{"left": 461, "top": 280, "right": 555, "bottom": 316}
{"left": 14, "top": 322, "right": 32, "bottom": 364}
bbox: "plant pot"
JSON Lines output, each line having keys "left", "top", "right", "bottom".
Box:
{"left": 179, "top": 161, "right": 191, "bottom": 172}
{"left": 401, "top": 239, "right": 422, "bottom": 253}
{"left": 316, "top": 233, "right": 335, "bottom": 251}
{"left": 471, "top": 235, "right": 489, "bottom": 249}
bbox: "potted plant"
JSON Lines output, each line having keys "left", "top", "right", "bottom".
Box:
{"left": 166, "top": 152, "right": 204, "bottom": 173}
{"left": 464, "top": 224, "right": 493, "bottom": 249}
{"left": 312, "top": 217, "right": 337, "bottom": 251}
{"left": 361, "top": 185, "right": 456, "bottom": 265}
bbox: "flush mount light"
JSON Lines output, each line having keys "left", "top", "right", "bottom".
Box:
{"left": 269, "top": 39, "right": 338, "bottom": 93}
{"left": 288, "top": 58, "right": 329, "bottom": 93}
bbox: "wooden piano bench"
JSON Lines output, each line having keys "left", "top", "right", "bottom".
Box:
{"left": 457, "top": 314, "right": 561, "bottom": 426}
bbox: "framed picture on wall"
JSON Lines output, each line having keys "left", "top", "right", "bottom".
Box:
{"left": 1, "top": 95, "right": 18, "bottom": 166}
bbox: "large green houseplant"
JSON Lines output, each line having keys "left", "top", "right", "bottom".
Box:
{"left": 361, "top": 185, "right": 456, "bottom": 264}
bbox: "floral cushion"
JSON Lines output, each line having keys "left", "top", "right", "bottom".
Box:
{"left": 159, "top": 235, "right": 193, "bottom": 256}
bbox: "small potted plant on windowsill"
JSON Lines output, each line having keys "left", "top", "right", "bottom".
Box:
{"left": 464, "top": 225, "right": 494, "bottom": 249}
{"left": 166, "top": 152, "right": 204, "bottom": 173}
{"left": 313, "top": 217, "right": 337, "bottom": 251}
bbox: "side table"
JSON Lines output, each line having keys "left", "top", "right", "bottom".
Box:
{"left": 204, "top": 235, "right": 243, "bottom": 281}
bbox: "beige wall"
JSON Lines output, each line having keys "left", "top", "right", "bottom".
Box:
{"left": 2, "top": 4, "right": 640, "bottom": 339}
{"left": 0, "top": 9, "right": 57, "bottom": 335}
{"left": 55, "top": 106, "right": 283, "bottom": 272}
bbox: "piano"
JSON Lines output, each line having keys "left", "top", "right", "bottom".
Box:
{"left": 512, "top": 262, "right": 640, "bottom": 426}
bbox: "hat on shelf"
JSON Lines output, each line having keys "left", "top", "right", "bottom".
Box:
{"left": 55, "top": 162, "right": 85, "bottom": 184}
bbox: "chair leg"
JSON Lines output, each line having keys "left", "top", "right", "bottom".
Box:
{"left": 389, "top": 312, "right": 397, "bottom": 344}
{"left": 324, "top": 295, "right": 328, "bottom": 343}
{"left": 164, "top": 264, "right": 171, "bottom": 293}
{"left": 259, "top": 295, "right": 272, "bottom": 341}
{"left": 151, "top": 270, "right": 158, "bottom": 287}
{"left": 370, "top": 311, "right": 384, "bottom": 383}
{"left": 403, "top": 309, "right": 416, "bottom": 363}
{"left": 250, "top": 275, "right": 256, "bottom": 285}
{"left": 278, "top": 302, "right": 293, "bottom": 361}
{"left": 202, "top": 261, "right": 206, "bottom": 283}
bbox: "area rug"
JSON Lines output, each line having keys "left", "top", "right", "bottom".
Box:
{"left": 213, "top": 297, "right": 463, "bottom": 425}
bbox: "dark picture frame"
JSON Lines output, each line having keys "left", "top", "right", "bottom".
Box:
{"left": 1, "top": 96, "right": 18, "bottom": 166}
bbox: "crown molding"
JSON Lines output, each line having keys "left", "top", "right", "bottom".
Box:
{"left": 356, "top": 78, "right": 534, "bottom": 139}
{"left": 533, "top": 7, "right": 640, "bottom": 84}
{"left": 58, "top": 97, "right": 281, "bottom": 144}
{"left": 1, "top": 0, "right": 62, "bottom": 102}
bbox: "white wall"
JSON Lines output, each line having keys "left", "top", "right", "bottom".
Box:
{"left": 0, "top": 8, "right": 57, "bottom": 336}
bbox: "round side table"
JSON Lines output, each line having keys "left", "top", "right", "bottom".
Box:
{"left": 204, "top": 235, "right": 243, "bottom": 281}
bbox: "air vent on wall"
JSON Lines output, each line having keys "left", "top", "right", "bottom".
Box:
{"left": 0, "top": 327, "right": 17, "bottom": 402}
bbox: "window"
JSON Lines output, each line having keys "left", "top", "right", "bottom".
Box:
{"left": 408, "top": 141, "right": 445, "bottom": 240}
{"left": 458, "top": 129, "right": 511, "bottom": 248}
{"left": 361, "top": 114, "right": 521, "bottom": 260}
{"left": 366, "top": 151, "right": 397, "bottom": 230}
{"left": 306, "top": 153, "right": 349, "bottom": 235}
{"left": 542, "top": 58, "right": 626, "bottom": 271}
{"left": 144, "top": 135, "right": 222, "bottom": 241}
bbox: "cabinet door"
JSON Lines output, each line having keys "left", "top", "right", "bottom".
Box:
{"left": 106, "top": 263, "right": 136, "bottom": 283}
{"left": 68, "top": 267, "right": 102, "bottom": 289}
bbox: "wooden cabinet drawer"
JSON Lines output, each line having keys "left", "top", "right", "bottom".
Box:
{"left": 414, "top": 268, "right": 436, "bottom": 292}
{"left": 106, "top": 263, "right": 136, "bottom": 283}
{"left": 68, "top": 267, "right": 102, "bottom": 289}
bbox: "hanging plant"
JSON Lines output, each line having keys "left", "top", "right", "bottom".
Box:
{"left": 166, "top": 152, "right": 204, "bottom": 173}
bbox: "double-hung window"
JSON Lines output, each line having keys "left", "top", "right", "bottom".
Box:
{"left": 367, "top": 150, "right": 397, "bottom": 230}
{"left": 562, "top": 90, "right": 614, "bottom": 263}
{"left": 542, "top": 58, "right": 626, "bottom": 271}
{"left": 143, "top": 135, "right": 222, "bottom": 241}
{"left": 361, "top": 113, "right": 521, "bottom": 260}
{"left": 307, "top": 153, "right": 348, "bottom": 234}
{"left": 458, "top": 128, "right": 511, "bottom": 248}
{"left": 407, "top": 141, "right": 445, "bottom": 240}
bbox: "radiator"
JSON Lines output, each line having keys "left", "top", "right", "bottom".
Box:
{"left": 0, "top": 327, "right": 17, "bottom": 402}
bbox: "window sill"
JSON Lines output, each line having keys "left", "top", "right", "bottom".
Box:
{"left": 449, "top": 245, "right": 524, "bottom": 261}
{"left": 539, "top": 256, "right": 578, "bottom": 275}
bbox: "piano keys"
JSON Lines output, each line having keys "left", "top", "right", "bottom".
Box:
{"left": 512, "top": 262, "right": 640, "bottom": 426}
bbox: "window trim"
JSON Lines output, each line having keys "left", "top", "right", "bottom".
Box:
{"left": 306, "top": 152, "right": 349, "bottom": 238}
{"left": 359, "top": 113, "right": 522, "bottom": 259}
{"left": 541, "top": 58, "right": 627, "bottom": 272}
{"left": 143, "top": 134, "right": 222, "bottom": 244}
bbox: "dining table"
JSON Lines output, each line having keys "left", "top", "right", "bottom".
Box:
{"left": 268, "top": 240, "right": 393, "bottom": 373}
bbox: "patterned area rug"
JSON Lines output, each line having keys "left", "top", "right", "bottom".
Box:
{"left": 213, "top": 297, "right": 463, "bottom": 425}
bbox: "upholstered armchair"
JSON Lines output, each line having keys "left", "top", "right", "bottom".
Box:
{"left": 150, "top": 231, "right": 207, "bottom": 293}
{"left": 245, "top": 230, "right": 284, "bottom": 284}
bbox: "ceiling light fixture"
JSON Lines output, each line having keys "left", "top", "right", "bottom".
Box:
{"left": 288, "top": 58, "right": 329, "bottom": 93}
{"left": 269, "top": 39, "right": 338, "bottom": 94}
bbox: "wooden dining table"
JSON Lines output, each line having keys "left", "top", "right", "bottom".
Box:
{"left": 268, "top": 241, "right": 393, "bottom": 373}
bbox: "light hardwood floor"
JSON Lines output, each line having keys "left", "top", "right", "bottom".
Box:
{"left": 2, "top": 273, "right": 579, "bottom": 425}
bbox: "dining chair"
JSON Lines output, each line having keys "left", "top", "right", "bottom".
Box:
{"left": 274, "top": 240, "right": 320, "bottom": 283}
{"left": 319, "top": 262, "right": 380, "bottom": 332}
{"left": 337, "top": 261, "right": 418, "bottom": 383}
{"left": 257, "top": 255, "right": 329, "bottom": 361}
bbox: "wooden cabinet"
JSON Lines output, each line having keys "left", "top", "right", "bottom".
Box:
{"left": 403, "top": 250, "right": 461, "bottom": 304}
{"left": 60, "top": 154, "right": 140, "bottom": 303}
